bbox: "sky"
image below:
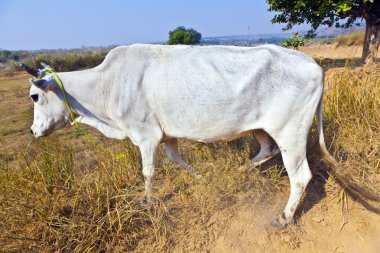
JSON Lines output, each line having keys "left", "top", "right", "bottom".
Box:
{"left": 0, "top": 0, "right": 309, "bottom": 50}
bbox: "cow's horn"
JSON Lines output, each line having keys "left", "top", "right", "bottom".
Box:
{"left": 40, "top": 62, "right": 52, "bottom": 70}
{"left": 20, "top": 63, "right": 39, "bottom": 77}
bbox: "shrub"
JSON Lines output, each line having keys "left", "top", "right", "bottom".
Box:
{"left": 24, "top": 52, "right": 107, "bottom": 72}
{"left": 281, "top": 32, "right": 305, "bottom": 50}
{"left": 168, "top": 26, "right": 202, "bottom": 45}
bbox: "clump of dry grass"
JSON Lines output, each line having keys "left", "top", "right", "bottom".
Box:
{"left": 335, "top": 30, "right": 365, "bottom": 47}
{"left": 0, "top": 130, "right": 273, "bottom": 252}
{"left": 0, "top": 139, "right": 154, "bottom": 252}
{"left": 323, "top": 64, "right": 380, "bottom": 201}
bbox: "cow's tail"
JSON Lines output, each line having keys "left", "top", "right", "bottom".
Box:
{"left": 317, "top": 92, "right": 380, "bottom": 202}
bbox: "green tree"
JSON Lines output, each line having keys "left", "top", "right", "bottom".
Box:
{"left": 267, "top": 0, "right": 380, "bottom": 64}
{"left": 281, "top": 32, "right": 305, "bottom": 49}
{"left": 168, "top": 26, "right": 202, "bottom": 45}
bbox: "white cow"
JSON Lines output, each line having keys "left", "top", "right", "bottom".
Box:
{"left": 21, "top": 44, "right": 332, "bottom": 228}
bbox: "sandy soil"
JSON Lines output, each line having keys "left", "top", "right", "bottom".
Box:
{"left": 205, "top": 192, "right": 380, "bottom": 253}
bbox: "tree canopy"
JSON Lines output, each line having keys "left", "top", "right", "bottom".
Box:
{"left": 168, "top": 26, "right": 202, "bottom": 45}
{"left": 267, "top": 0, "right": 380, "bottom": 63}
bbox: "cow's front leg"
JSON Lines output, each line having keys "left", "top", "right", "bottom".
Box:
{"left": 139, "top": 141, "right": 160, "bottom": 203}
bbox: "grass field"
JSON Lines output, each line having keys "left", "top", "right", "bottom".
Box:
{"left": 0, "top": 54, "right": 379, "bottom": 252}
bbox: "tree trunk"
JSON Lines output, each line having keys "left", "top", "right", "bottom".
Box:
{"left": 363, "top": 10, "right": 380, "bottom": 64}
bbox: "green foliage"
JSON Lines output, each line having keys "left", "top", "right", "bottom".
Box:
{"left": 168, "top": 26, "right": 202, "bottom": 45}
{"left": 0, "top": 50, "right": 30, "bottom": 63}
{"left": 267, "top": 0, "right": 374, "bottom": 38}
{"left": 24, "top": 52, "right": 107, "bottom": 72}
{"left": 281, "top": 32, "right": 305, "bottom": 49}
{"left": 256, "top": 37, "right": 287, "bottom": 44}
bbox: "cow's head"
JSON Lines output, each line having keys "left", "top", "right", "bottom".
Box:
{"left": 21, "top": 63, "right": 70, "bottom": 137}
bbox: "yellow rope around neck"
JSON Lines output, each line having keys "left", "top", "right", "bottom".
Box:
{"left": 38, "top": 69, "right": 125, "bottom": 160}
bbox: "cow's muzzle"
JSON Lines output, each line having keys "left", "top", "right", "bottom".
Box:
{"left": 30, "top": 125, "right": 44, "bottom": 138}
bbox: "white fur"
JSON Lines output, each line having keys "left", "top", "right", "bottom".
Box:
{"left": 29, "top": 44, "right": 324, "bottom": 226}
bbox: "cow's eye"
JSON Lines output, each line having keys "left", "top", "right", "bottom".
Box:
{"left": 31, "top": 94, "right": 39, "bottom": 102}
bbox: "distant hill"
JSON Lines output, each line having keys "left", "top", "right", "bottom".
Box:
{"left": 199, "top": 23, "right": 365, "bottom": 46}
{"left": 316, "top": 23, "right": 365, "bottom": 38}
{"left": 200, "top": 32, "right": 293, "bottom": 46}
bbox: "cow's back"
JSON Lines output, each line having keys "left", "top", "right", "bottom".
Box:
{"left": 104, "top": 44, "right": 323, "bottom": 142}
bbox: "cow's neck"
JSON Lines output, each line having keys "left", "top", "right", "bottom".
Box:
{"left": 58, "top": 69, "right": 108, "bottom": 119}
{"left": 57, "top": 70, "right": 127, "bottom": 139}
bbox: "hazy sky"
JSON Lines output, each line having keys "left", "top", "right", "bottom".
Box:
{"left": 0, "top": 0, "right": 309, "bottom": 50}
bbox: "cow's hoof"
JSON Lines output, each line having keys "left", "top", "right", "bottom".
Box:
{"left": 138, "top": 197, "right": 148, "bottom": 207}
{"left": 138, "top": 195, "right": 152, "bottom": 208}
{"left": 194, "top": 173, "right": 202, "bottom": 180}
{"left": 187, "top": 166, "right": 197, "bottom": 174}
{"left": 271, "top": 218, "right": 287, "bottom": 229}
{"left": 238, "top": 162, "right": 253, "bottom": 172}
{"left": 187, "top": 166, "right": 202, "bottom": 179}
{"left": 270, "top": 214, "right": 290, "bottom": 229}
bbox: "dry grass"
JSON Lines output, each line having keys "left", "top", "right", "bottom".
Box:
{"left": 323, "top": 65, "right": 380, "bottom": 198}
{"left": 299, "top": 30, "right": 379, "bottom": 62}
{"left": 0, "top": 62, "right": 379, "bottom": 252}
{"left": 300, "top": 45, "right": 364, "bottom": 61}
{"left": 335, "top": 30, "right": 365, "bottom": 47}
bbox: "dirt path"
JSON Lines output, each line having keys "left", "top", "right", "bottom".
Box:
{"left": 204, "top": 191, "right": 380, "bottom": 253}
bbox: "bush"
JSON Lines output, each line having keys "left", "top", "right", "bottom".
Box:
{"left": 0, "top": 50, "right": 30, "bottom": 63}
{"left": 24, "top": 53, "right": 107, "bottom": 72}
{"left": 0, "top": 48, "right": 110, "bottom": 73}
{"left": 281, "top": 32, "right": 305, "bottom": 50}
{"left": 168, "top": 26, "right": 202, "bottom": 45}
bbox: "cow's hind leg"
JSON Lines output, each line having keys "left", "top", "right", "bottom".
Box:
{"left": 240, "top": 130, "right": 279, "bottom": 172}
{"left": 251, "top": 129, "right": 280, "bottom": 166}
{"left": 164, "top": 138, "right": 196, "bottom": 173}
{"left": 270, "top": 133, "right": 312, "bottom": 228}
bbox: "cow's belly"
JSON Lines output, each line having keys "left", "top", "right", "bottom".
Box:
{"left": 189, "top": 129, "right": 253, "bottom": 143}
{"left": 159, "top": 103, "right": 263, "bottom": 143}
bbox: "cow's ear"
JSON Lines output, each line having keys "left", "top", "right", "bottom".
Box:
{"left": 31, "top": 79, "right": 53, "bottom": 92}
